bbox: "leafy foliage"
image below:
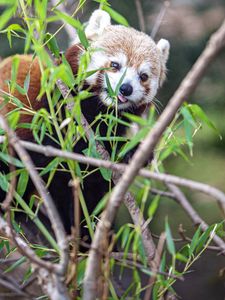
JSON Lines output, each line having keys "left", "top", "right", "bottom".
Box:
{"left": 0, "top": 1, "right": 224, "bottom": 299}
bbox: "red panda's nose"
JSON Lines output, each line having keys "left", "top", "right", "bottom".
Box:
{"left": 119, "top": 83, "right": 133, "bottom": 97}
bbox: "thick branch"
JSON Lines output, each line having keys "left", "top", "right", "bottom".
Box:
{"left": 83, "top": 19, "right": 225, "bottom": 299}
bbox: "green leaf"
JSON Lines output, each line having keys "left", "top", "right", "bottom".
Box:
{"left": 4, "top": 23, "right": 24, "bottom": 32}
{"left": 11, "top": 55, "right": 20, "bottom": 92}
{"left": 118, "top": 126, "right": 149, "bottom": 159}
{"left": 123, "top": 112, "right": 148, "bottom": 126}
{"left": 17, "top": 170, "right": 29, "bottom": 197}
{"left": 165, "top": 219, "right": 175, "bottom": 256}
{"left": 92, "top": 193, "right": 108, "bottom": 215}
{"left": 189, "top": 226, "right": 201, "bottom": 256}
{"left": 195, "top": 224, "right": 217, "bottom": 254}
{"left": 137, "top": 235, "right": 147, "bottom": 265}
{"left": 105, "top": 73, "right": 114, "bottom": 97}
{"left": 181, "top": 106, "right": 196, "bottom": 155}
{"left": 77, "top": 258, "right": 86, "bottom": 286}
{"left": 84, "top": 135, "right": 112, "bottom": 181}
{"left": 103, "top": 5, "right": 129, "bottom": 26}
{"left": 54, "top": 10, "right": 83, "bottom": 30}
{"left": 189, "top": 104, "right": 221, "bottom": 139}
{"left": 121, "top": 226, "right": 130, "bottom": 249}
{"left": 148, "top": 195, "right": 160, "bottom": 218}
{"left": 7, "top": 110, "right": 20, "bottom": 129}
{"left": 45, "top": 33, "right": 60, "bottom": 58}
{"left": 0, "top": 152, "right": 24, "bottom": 168}
{"left": 34, "top": 0, "right": 48, "bottom": 21}
{"left": 5, "top": 256, "right": 26, "bottom": 273}
{"left": 0, "top": 172, "right": 9, "bottom": 192}
{"left": 115, "top": 69, "right": 127, "bottom": 95}
{"left": 23, "top": 72, "right": 30, "bottom": 93}
{"left": 0, "top": 0, "right": 17, "bottom": 4}
{"left": 77, "top": 28, "right": 90, "bottom": 49}
{"left": 0, "top": 4, "right": 17, "bottom": 31}
{"left": 39, "top": 158, "right": 61, "bottom": 176}
{"left": 175, "top": 252, "right": 188, "bottom": 263}
{"left": 15, "top": 83, "right": 26, "bottom": 95}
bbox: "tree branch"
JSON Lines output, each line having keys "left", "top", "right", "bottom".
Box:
{"left": 83, "top": 19, "right": 225, "bottom": 299}
{"left": 167, "top": 184, "right": 225, "bottom": 253}
{"left": 0, "top": 216, "right": 70, "bottom": 300}
{"left": 151, "top": 1, "right": 170, "bottom": 40}
{"left": 0, "top": 115, "right": 69, "bottom": 277}
{"left": 135, "top": 0, "right": 146, "bottom": 32}
{"left": 18, "top": 140, "right": 225, "bottom": 215}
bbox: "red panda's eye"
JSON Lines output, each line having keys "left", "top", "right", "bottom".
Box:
{"left": 140, "top": 73, "right": 149, "bottom": 82}
{"left": 110, "top": 62, "right": 120, "bottom": 70}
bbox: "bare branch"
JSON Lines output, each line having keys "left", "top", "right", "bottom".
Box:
{"left": 19, "top": 140, "right": 225, "bottom": 213}
{"left": 167, "top": 184, "right": 225, "bottom": 253}
{"left": 144, "top": 232, "right": 166, "bottom": 300}
{"left": 0, "top": 272, "right": 31, "bottom": 298}
{"left": 151, "top": 1, "right": 170, "bottom": 40}
{"left": 135, "top": 0, "right": 146, "bottom": 32}
{"left": 83, "top": 19, "right": 225, "bottom": 299}
{"left": 1, "top": 144, "right": 16, "bottom": 211}
{"left": 0, "top": 216, "right": 70, "bottom": 300}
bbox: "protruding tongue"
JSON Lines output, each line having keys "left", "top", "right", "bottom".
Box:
{"left": 118, "top": 94, "right": 128, "bottom": 103}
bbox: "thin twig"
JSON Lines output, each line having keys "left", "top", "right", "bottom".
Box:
{"left": 167, "top": 184, "right": 225, "bottom": 253}
{"left": 51, "top": 0, "right": 78, "bottom": 43}
{"left": 1, "top": 144, "right": 16, "bottom": 211}
{"left": 19, "top": 140, "right": 225, "bottom": 212}
{"left": 151, "top": 232, "right": 221, "bottom": 251}
{"left": 114, "top": 254, "right": 183, "bottom": 281}
{"left": 135, "top": 0, "right": 146, "bottom": 32}
{"left": 151, "top": 1, "right": 170, "bottom": 40}
{"left": 0, "top": 272, "right": 31, "bottom": 298}
{"left": 66, "top": 179, "right": 80, "bottom": 298}
{"left": 144, "top": 232, "right": 166, "bottom": 300}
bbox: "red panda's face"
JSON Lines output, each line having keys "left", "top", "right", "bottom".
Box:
{"left": 84, "top": 25, "right": 169, "bottom": 111}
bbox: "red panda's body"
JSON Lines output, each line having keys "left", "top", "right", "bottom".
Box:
{"left": 0, "top": 10, "right": 170, "bottom": 236}
{"left": 0, "top": 55, "right": 45, "bottom": 139}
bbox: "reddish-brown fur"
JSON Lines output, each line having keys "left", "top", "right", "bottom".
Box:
{"left": 0, "top": 55, "right": 46, "bottom": 139}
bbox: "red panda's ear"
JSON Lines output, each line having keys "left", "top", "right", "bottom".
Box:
{"left": 85, "top": 9, "right": 111, "bottom": 40}
{"left": 157, "top": 39, "right": 170, "bottom": 86}
{"left": 157, "top": 39, "right": 170, "bottom": 65}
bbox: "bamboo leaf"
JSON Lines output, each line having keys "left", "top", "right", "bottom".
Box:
{"left": 165, "top": 219, "right": 175, "bottom": 256}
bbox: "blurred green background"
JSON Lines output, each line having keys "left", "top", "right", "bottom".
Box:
{"left": 0, "top": 0, "right": 225, "bottom": 299}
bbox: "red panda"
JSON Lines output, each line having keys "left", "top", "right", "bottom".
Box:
{"left": 0, "top": 10, "right": 170, "bottom": 236}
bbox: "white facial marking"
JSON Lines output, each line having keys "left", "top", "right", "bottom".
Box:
{"left": 150, "top": 78, "right": 159, "bottom": 102}
{"left": 85, "top": 50, "right": 108, "bottom": 85}
{"left": 85, "top": 52, "right": 160, "bottom": 109}
{"left": 139, "top": 62, "right": 151, "bottom": 80}
{"left": 109, "top": 53, "right": 127, "bottom": 67}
